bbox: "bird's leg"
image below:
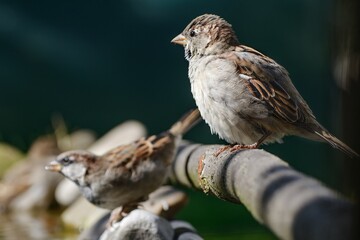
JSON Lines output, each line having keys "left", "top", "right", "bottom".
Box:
{"left": 229, "top": 132, "right": 271, "bottom": 153}
{"left": 229, "top": 142, "right": 259, "bottom": 152}
{"left": 214, "top": 132, "right": 271, "bottom": 157}
{"left": 106, "top": 206, "right": 125, "bottom": 229}
{"left": 106, "top": 195, "right": 149, "bottom": 229}
{"left": 106, "top": 202, "right": 140, "bottom": 229}
{"left": 213, "top": 145, "right": 233, "bottom": 157}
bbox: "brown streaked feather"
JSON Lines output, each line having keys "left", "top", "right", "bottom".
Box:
{"left": 224, "top": 48, "right": 303, "bottom": 124}
{"left": 236, "top": 45, "right": 274, "bottom": 63}
{"left": 101, "top": 109, "right": 199, "bottom": 171}
{"left": 102, "top": 143, "right": 137, "bottom": 169}
{"left": 103, "top": 135, "right": 172, "bottom": 170}
{"left": 309, "top": 125, "right": 359, "bottom": 158}
{"left": 249, "top": 79, "right": 275, "bottom": 99}
{"left": 168, "top": 108, "right": 201, "bottom": 136}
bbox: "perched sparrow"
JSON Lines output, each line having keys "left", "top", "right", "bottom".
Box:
{"left": 172, "top": 14, "right": 358, "bottom": 157}
{"left": 45, "top": 109, "right": 200, "bottom": 225}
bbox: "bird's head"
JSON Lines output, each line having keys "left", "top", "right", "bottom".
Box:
{"left": 45, "top": 150, "right": 98, "bottom": 185}
{"left": 171, "top": 14, "right": 239, "bottom": 60}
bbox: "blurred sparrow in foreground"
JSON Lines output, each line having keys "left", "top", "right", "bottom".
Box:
{"left": 45, "top": 109, "right": 200, "bottom": 226}
{"left": 172, "top": 14, "right": 358, "bottom": 158}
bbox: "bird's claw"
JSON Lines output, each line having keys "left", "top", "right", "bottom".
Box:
{"left": 213, "top": 145, "right": 231, "bottom": 157}
{"left": 229, "top": 143, "right": 258, "bottom": 152}
{"left": 214, "top": 143, "right": 259, "bottom": 157}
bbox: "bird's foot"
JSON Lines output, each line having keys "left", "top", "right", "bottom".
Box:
{"left": 214, "top": 142, "right": 260, "bottom": 157}
{"left": 106, "top": 203, "right": 139, "bottom": 229}
{"left": 213, "top": 145, "right": 232, "bottom": 157}
{"left": 229, "top": 143, "right": 258, "bottom": 152}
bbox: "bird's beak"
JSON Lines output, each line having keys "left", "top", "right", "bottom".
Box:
{"left": 171, "top": 34, "right": 187, "bottom": 46}
{"left": 45, "top": 161, "right": 62, "bottom": 172}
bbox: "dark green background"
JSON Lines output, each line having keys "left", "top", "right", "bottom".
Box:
{"left": 0, "top": 0, "right": 354, "bottom": 239}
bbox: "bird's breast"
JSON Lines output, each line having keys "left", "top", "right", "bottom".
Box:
{"left": 188, "top": 56, "right": 266, "bottom": 145}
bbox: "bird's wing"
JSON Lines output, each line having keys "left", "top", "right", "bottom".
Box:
{"left": 103, "top": 134, "right": 173, "bottom": 171}
{"left": 223, "top": 45, "right": 314, "bottom": 123}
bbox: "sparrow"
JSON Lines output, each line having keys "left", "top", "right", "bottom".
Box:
{"left": 171, "top": 14, "right": 358, "bottom": 158}
{"left": 45, "top": 109, "right": 200, "bottom": 225}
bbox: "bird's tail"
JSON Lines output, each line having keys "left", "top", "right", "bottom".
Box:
{"left": 311, "top": 126, "right": 359, "bottom": 158}
{"left": 169, "top": 108, "right": 201, "bottom": 136}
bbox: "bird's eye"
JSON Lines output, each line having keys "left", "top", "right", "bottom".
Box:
{"left": 190, "top": 30, "right": 196, "bottom": 37}
{"left": 62, "top": 157, "right": 71, "bottom": 165}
